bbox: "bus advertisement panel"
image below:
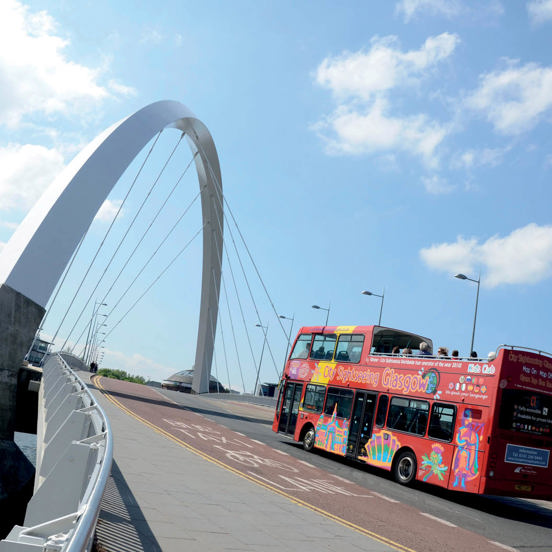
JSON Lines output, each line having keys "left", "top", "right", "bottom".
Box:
{"left": 272, "top": 325, "right": 552, "bottom": 499}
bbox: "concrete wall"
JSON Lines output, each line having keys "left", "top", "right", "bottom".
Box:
{"left": 0, "top": 284, "right": 44, "bottom": 441}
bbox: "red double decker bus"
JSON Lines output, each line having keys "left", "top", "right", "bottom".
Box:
{"left": 272, "top": 325, "right": 552, "bottom": 498}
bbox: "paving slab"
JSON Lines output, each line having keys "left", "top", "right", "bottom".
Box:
{"left": 83, "top": 373, "right": 396, "bottom": 552}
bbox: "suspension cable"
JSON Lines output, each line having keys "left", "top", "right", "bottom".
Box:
{"left": 104, "top": 224, "right": 205, "bottom": 340}
{"left": 193, "top": 140, "right": 289, "bottom": 341}
{"left": 98, "top": 151, "right": 199, "bottom": 308}
{"left": 220, "top": 272, "right": 246, "bottom": 392}
{"left": 213, "top": 268, "right": 232, "bottom": 394}
{"left": 52, "top": 130, "right": 163, "bottom": 347}
{"left": 104, "top": 189, "right": 201, "bottom": 321}
{"left": 60, "top": 132, "right": 184, "bottom": 350}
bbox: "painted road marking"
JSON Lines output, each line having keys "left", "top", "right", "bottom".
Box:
{"left": 298, "top": 460, "right": 315, "bottom": 468}
{"left": 248, "top": 472, "right": 373, "bottom": 496}
{"left": 372, "top": 492, "right": 400, "bottom": 504}
{"left": 250, "top": 439, "right": 264, "bottom": 445}
{"left": 94, "top": 376, "right": 415, "bottom": 552}
{"left": 489, "top": 542, "right": 518, "bottom": 552}
{"left": 421, "top": 513, "right": 457, "bottom": 527}
{"left": 274, "top": 449, "right": 290, "bottom": 456}
{"left": 332, "top": 474, "right": 352, "bottom": 484}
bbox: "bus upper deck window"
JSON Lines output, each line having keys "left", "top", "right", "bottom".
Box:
{"left": 290, "top": 334, "right": 312, "bottom": 359}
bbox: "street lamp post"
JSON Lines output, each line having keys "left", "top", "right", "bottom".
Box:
{"left": 361, "top": 290, "right": 385, "bottom": 325}
{"left": 312, "top": 303, "right": 330, "bottom": 326}
{"left": 253, "top": 323, "right": 268, "bottom": 396}
{"left": 455, "top": 273, "right": 481, "bottom": 356}
{"left": 279, "top": 314, "right": 295, "bottom": 378}
{"left": 83, "top": 301, "right": 107, "bottom": 363}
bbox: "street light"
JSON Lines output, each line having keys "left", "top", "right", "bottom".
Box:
{"left": 253, "top": 323, "right": 268, "bottom": 396}
{"left": 361, "top": 290, "right": 385, "bottom": 326}
{"left": 454, "top": 273, "right": 480, "bottom": 356}
{"left": 279, "top": 314, "right": 295, "bottom": 378}
{"left": 312, "top": 304, "right": 330, "bottom": 326}
{"left": 83, "top": 301, "right": 107, "bottom": 363}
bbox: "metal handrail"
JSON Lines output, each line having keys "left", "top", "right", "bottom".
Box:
{"left": 57, "top": 353, "right": 113, "bottom": 552}
{"left": 497, "top": 344, "right": 552, "bottom": 359}
{"left": 0, "top": 353, "right": 113, "bottom": 551}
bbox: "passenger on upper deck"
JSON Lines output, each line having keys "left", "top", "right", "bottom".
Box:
{"left": 470, "top": 351, "right": 478, "bottom": 359}
{"left": 392, "top": 346, "right": 400, "bottom": 355}
{"left": 437, "top": 347, "right": 449, "bottom": 358}
{"left": 451, "top": 350, "right": 459, "bottom": 358}
{"left": 402, "top": 347, "right": 412, "bottom": 356}
{"left": 297, "top": 342, "right": 311, "bottom": 359}
{"left": 419, "top": 342, "right": 432, "bottom": 356}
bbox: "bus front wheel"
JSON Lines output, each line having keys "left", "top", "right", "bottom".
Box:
{"left": 302, "top": 427, "right": 315, "bottom": 452}
{"left": 393, "top": 450, "right": 417, "bottom": 485}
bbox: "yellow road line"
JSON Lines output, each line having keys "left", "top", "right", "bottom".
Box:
{"left": 94, "top": 377, "right": 416, "bottom": 552}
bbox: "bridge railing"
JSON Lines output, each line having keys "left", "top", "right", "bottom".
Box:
{"left": 0, "top": 353, "right": 113, "bottom": 551}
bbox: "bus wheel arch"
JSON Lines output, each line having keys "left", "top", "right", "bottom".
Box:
{"left": 392, "top": 447, "right": 417, "bottom": 485}
{"left": 300, "top": 424, "right": 316, "bottom": 452}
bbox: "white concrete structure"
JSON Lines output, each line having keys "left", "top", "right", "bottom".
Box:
{"left": 0, "top": 101, "right": 223, "bottom": 393}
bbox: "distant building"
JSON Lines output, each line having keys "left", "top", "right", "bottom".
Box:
{"left": 26, "top": 337, "right": 52, "bottom": 366}
{"left": 161, "top": 369, "right": 227, "bottom": 393}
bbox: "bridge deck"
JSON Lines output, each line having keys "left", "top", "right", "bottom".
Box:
{"left": 81, "top": 371, "right": 397, "bottom": 552}
{"left": 82, "top": 370, "right": 517, "bottom": 552}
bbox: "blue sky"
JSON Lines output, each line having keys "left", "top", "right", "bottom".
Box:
{"left": 1, "top": 0, "right": 552, "bottom": 389}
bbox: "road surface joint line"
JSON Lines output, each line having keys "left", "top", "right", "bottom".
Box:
{"left": 420, "top": 513, "right": 457, "bottom": 527}
{"left": 94, "top": 377, "right": 416, "bottom": 552}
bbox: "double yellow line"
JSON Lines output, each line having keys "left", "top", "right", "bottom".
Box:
{"left": 94, "top": 376, "right": 415, "bottom": 552}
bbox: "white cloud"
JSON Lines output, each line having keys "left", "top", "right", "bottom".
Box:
{"left": 94, "top": 199, "right": 123, "bottom": 222}
{"left": 528, "top": 0, "right": 552, "bottom": 24}
{"left": 395, "top": 0, "right": 463, "bottom": 21}
{"left": 314, "top": 34, "right": 457, "bottom": 167}
{"left": 0, "top": 0, "right": 133, "bottom": 127}
{"left": 422, "top": 175, "right": 454, "bottom": 194}
{"left": 420, "top": 223, "right": 552, "bottom": 287}
{"left": 466, "top": 60, "right": 552, "bottom": 135}
{"left": 140, "top": 28, "right": 164, "bottom": 45}
{"left": 396, "top": 0, "right": 503, "bottom": 21}
{"left": 0, "top": 220, "right": 19, "bottom": 230}
{"left": 317, "top": 99, "right": 448, "bottom": 167}
{"left": 0, "top": 143, "right": 65, "bottom": 211}
{"left": 316, "top": 33, "right": 459, "bottom": 100}
{"left": 452, "top": 146, "right": 510, "bottom": 169}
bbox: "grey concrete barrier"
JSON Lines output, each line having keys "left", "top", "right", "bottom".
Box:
{"left": 0, "top": 353, "right": 113, "bottom": 551}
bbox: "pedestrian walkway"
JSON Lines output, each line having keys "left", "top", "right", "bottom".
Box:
{"left": 82, "top": 372, "right": 397, "bottom": 552}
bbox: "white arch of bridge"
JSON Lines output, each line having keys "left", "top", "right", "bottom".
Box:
{"left": 0, "top": 100, "right": 223, "bottom": 394}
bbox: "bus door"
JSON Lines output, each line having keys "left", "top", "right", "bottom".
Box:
{"left": 278, "top": 382, "right": 304, "bottom": 435}
{"left": 346, "top": 391, "right": 377, "bottom": 458}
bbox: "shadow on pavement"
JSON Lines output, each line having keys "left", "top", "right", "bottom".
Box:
{"left": 95, "top": 461, "right": 161, "bottom": 552}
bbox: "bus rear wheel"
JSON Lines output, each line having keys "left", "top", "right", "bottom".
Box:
{"left": 393, "top": 450, "right": 417, "bottom": 485}
{"left": 302, "top": 427, "right": 315, "bottom": 452}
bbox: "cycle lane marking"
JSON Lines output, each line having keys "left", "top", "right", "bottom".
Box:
{"left": 94, "top": 376, "right": 516, "bottom": 552}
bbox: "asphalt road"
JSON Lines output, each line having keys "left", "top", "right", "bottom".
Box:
{"left": 157, "top": 388, "right": 552, "bottom": 552}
